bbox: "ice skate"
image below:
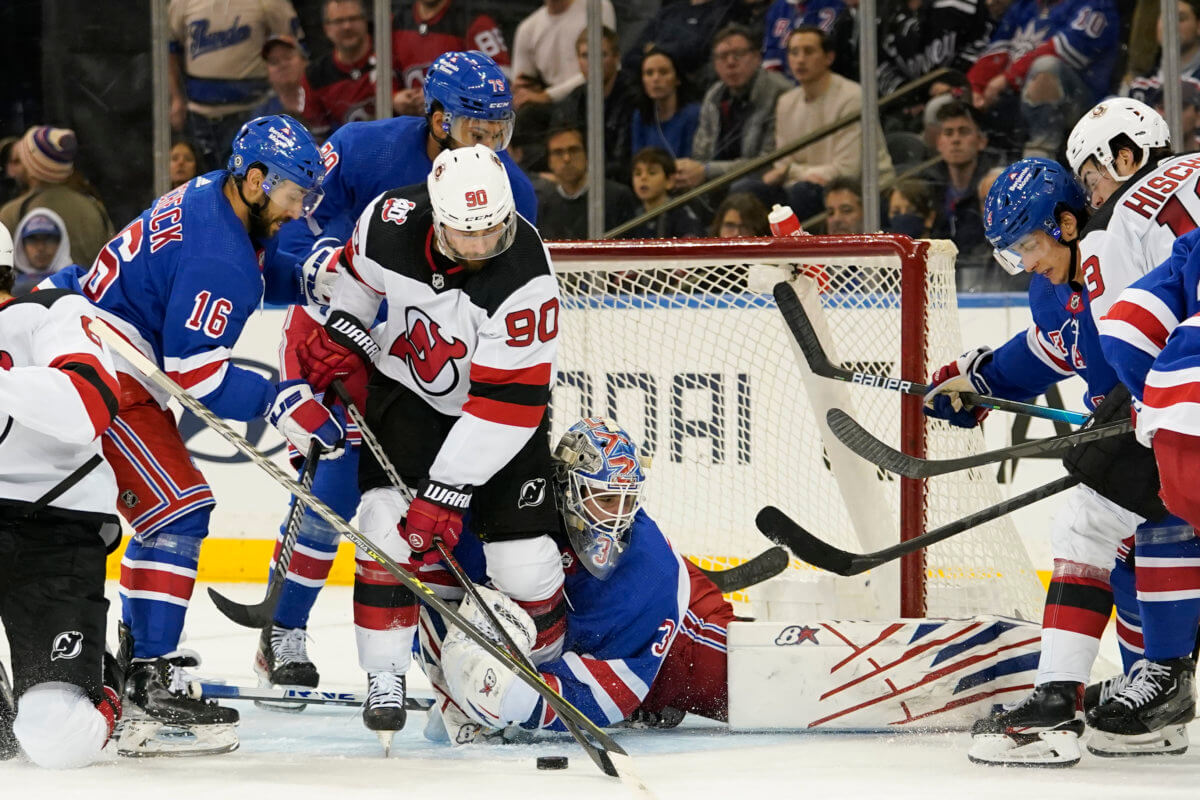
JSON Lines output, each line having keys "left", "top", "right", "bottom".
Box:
{"left": 118, "top": 652, "right": 239, "bottom": 757}
{"left": 1086, "top": 657, "right": 1195, "bottom": 757}
{"left": 967, "top": 682, "right": 1085, "bottom": 767}
{"left": 363, "top": 671, "right": 407, "bottom": 756}
{"left": 253, "top": 624, "right": 319, "bottom": 713}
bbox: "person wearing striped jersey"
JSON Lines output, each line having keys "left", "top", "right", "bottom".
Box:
{"left": 45, "top": 115, "right": 343, "bottom": 754}
{"left": 417, "top": 417, "right": 734, "bottom": 742}
{"left": 295, "top": 144, "right": 563, "bottom": 749}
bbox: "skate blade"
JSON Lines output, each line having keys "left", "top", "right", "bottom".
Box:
{"left": 252, "top": 661, "right": 308, "bottom": 713}
{"left": 967, "top": 730, "right": 1082, "bottom": 767}
{"left": 117, "top": 719, "right": 239, "bottom": 758}
{"left": 376, "top": 729, "right": 397, "bottom": 757}
{"left": 1087, "top": 725, "right": 1189, "bottom": 757}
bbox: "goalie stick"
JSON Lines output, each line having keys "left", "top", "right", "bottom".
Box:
{"left": 756, "top": 475, "right": 1079, "bottom": 576}
{"left": 88, "top": 320, "right": 651, "bottom": 795}
{"left": 697, "top": 547, "right": 790, "bottom": 593}
{"left": 826, "top": 408, "right": 1131, "bottom": 479}
{"left": 191, "top": 681, "right": 433, "bottom": 711}
{"left": 773, "top": 281, "right": 1088, "bottom": 426}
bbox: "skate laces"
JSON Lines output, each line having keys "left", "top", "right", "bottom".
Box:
{"left": 367, "top": 672, "right": 406, "bottom": 709}
{"left": 1114, "top": 660, "right": 1173, "bottom": 709}
{"left": 271, "top": 626, "right": 312, "bottom": 665}
{"left": 1098, "top": 661, "right": 1143, "bottom": 706}
{"left": 162, "top": 649, "right": 203, "bottom": 696}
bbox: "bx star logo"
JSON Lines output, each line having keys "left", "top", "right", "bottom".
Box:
{"left": 775, "top": 625, "right": 820, "bottom": 646}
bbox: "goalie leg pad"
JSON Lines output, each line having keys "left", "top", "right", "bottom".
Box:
{"left": 1087, "top": 724, "right": 1189, "bottom": 757}
{"left": 967, "top": 729, "right": 1082, "bottom": 767}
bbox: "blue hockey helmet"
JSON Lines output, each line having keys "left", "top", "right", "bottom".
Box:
{"left": 553, "top": 417, "right": 649, "bottom": 580}
{"left": 424, "top": 51, "right": 515, "bottom": 151}
{"left": 228, "top": 114, "right": 325, "bottom": 216}
{"left": 983, "top": 157, "right": 1086, "bottom": 275}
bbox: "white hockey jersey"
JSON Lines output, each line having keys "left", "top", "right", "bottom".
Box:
{"left": 330, "top": 184, "right": 559, "bottom": 489}
{"left": 0, "top": 289, "right": 120, "bottom": 525}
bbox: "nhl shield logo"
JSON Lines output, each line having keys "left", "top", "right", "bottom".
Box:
{"left": 517, "top": 478, "right": 546, "bottom": 509}
{"left": 121, "top": 489, "right": 139, "bottom": 508}
{"left": 51, "top": 630, "right": 84, "bottom": 661}
{"left": 432, "top": 273, "right": 445, "bottom": 290}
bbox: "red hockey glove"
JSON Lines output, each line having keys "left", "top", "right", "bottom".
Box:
{"left": 296, "top": 310, "right": 379, "bottom": 392}
{"left": 403, "top": 479, "right": 472, "bottom": 564}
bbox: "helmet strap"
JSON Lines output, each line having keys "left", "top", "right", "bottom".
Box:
{"left": 233, "top": 172, "right": 270, "bottom": 220}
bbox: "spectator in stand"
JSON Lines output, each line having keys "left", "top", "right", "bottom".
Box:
{"left": 169, "top": 138, "right": 200, "bottom": 188}
{"left": 511, "top": 0, "right": 617, "bottom": 109}
{"left": 630, "top": 49, "right": 702, "bottom": 160}
{"left": 168, "top": 0, "right": 303, "bottom": 171}
{"left": 0, "top": 126, "right": 113, "bottom": 268}
{"left": 0, "top": 137, "right": 24, "bottom": 207}
{"left": 967, "top": 0, "right": 1119, "bottom": 158}
{"left": 554, "top": 27, "right": 637, "bottom": 182}
{"left": 10, "top": 210, "right": 74, "bottom": 296}
{"left": 921, "top": 99, "right": 995, "bottom": 257}
{"left": 744, "top": 25, "right": 893, "bottom": 220}
{"left": 304, "top": 0, "right": 402, "bottom": 137}
{"left": 1126, "top": 0, "right": 1200, "bottom": 108}
{"left": 673, "top": 25, "right": 791, "bottom": 198}
{"left": 621, "top": 147, "right": 708, "bottom": 238}
{"left": 622, "top": 0, "right": 745, "bottom": 91}
{"left": 537, "top": 125, "right": 636, "bottom": 239}
{"left": 877, "top": 0, "right": 993, "bottom": 97}
{"left": 252, "top": 35, "right": 309, "bottom": 119}
{"left": 822, "top": 175, "right": 864, "bottom": 234}
{"left": 392, "top": 0, "right": 512, "bottom": 114}
{"left": 919, "top": 72, "right": 974, "bottom": 151}
{"left": 709, "top": 191, "right": 770, "bottom": 236}
{"left": 884, "top": 177, "right": 936, "bottom": 239}
{"left": 761, "top": 0, "right": 857, "bottom": 82}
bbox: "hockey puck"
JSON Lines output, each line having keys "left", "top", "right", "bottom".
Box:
{"left": 536, "top": 756, "right": 569, "bottom": 770}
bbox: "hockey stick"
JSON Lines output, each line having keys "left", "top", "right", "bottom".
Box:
{"left": 191, "top": 681, "right": 433, "bottom": 711}
{"left": 89, "top": 321, "right": 649, "bottom": 792}
{"left": 756, "top": 474, "right": 1080, "bottom": 576}
{"left": 826, "top": 408, "right": 1131, "bottom": 479}
{"left": 206, "top": 390, "right": 338, "bottom": 628}
{"left": 697, "top": 547, "right": 790, "bottom": 593}
{"left": 773, "top": 281, "right": 1088, "bottom": 425}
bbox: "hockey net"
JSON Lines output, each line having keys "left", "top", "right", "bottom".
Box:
{"left": 547, "top": 236, "right": 1045, "bottom": 621}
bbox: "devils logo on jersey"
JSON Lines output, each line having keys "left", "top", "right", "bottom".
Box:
{"left": 51, "top": 630, "right": 84, "bottom": 661}
{"left": 0, "top": 351, "right": 11, "bottom": 369}
{"left": 389, "top": 306, "right": 468, "bottom": 396}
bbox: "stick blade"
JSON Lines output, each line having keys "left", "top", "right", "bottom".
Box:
{"left": 755, "top": 506, "right": 860, "bottom": 576}
{"left": 773, "top": 281, "right": 836, "bottom": 378}
{"left": 826, "top": 408, "right": 922, "bottom": 477}
{"left": 701, "top": 547, "right": 791, "bottom": 593}
{"left": 207, "top": 585, "right": 276, "bottom": 629}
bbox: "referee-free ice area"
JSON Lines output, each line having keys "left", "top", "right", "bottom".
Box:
{"left": 1, "top": 583, "right": 1197, "bottom": 800}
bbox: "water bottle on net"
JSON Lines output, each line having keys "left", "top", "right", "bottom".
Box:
{"left": 768, "top": 204, "right": 803, "bottom": 237}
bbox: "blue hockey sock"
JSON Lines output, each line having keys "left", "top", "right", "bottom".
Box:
{"left": 1135, "top": 522, "right": 1200, "bottom": 661}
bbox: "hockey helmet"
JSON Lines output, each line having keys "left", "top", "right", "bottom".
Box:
{"left": 427, "top": 144, "right": 517, "bottom": 261}
{"left": 228, "top": 114, "right": 325, "bottom": 217}
{"left": 1066, "top": 97, "right": 1170, "bottom": 182}
{"left": 553, "top": 417, "right": 649, "bottom": 580}
{"left": 424, "top": 51, "right": 515, "bottom": 151}
{"left": 984, "top": 157, "right": 1086, "bottom": 275}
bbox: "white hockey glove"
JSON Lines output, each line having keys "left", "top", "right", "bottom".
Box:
{"left": 923, "top": 346, "right": 994, "bottom": 428}
{"left": 298, "top": 238, "right": 342, "bottom": 308}
{"left": 268, "top": 380, "right": 346, "bottom": 460}
{"left": 441, "top": 587, "right": 539, "bottom": 730}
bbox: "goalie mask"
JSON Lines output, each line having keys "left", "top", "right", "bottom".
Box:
{"left": 427, "top": 144, "right": 517, "bottom": 262}
{"left": 553, "top": 417, "right": 649, "bottom": 580}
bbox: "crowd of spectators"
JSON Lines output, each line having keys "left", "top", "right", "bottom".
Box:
{"left": 12, "top": 0, "right": 1200, "bottom": 295}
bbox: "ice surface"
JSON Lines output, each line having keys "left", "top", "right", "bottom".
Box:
{"left": 1, "top": 583, "right": 1196, "bottom": 800}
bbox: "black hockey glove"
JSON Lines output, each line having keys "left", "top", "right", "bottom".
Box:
{"left": 1062, "top": 383, "right": 1168, "bottom": 522}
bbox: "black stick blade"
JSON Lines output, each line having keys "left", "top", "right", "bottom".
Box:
{"left": 755, "top": 506, "right": 862, "bottom": 576}
{"left": 207, "top": 583, "right": 280, "bottom": 629}
{"left": 825, "top": 408, "right": 920, "bottom": 476}
{"left": 700, "top": 547, "right": 791, "bottom": 593}
{"left": 773, "top": 281, "right": 840, "bottom": 379}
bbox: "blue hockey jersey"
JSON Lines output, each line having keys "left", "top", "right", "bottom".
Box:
{"left": 1099, "top": 228, "right": 1200, "bottom": 442}
{"left": 761, "top": 0, "right": 847, "bottom": 73}
{"left": 269, "top": 115, "right": 538, "bottom": 275}
{"left": 49, "top": 171, "right": 289, "bottom": 421}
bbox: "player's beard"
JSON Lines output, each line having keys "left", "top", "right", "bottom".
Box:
{"left": 248, "top": 208, "right": 279, "bottom": 242}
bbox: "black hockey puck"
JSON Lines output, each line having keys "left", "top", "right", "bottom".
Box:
{"left": 536, "top": 756, "right": 569, "bottom": 770}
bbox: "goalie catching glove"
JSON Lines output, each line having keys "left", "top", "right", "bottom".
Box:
{"left": 1063, "top": 383, "right": 1167, "bottom": 522}
{"left": 296, "top": 310, "right": 380, "bottom": 392}
{"left": 924, "top": 346, "right": 993, "bottom": 428}
{"left": 441, "top": 587, "right": 540, "bottom": 730}
{"left": 269, "top": 380, "right": 345, "bottom": 459}
{"left": 403, "top": 479, "right": 472, "bottom": 564}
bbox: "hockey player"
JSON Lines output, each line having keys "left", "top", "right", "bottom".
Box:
{"left": 255, "top": 50, "right": 539, "bottom": 698}
{"left": 46, "top": 115, "right": 344, "bottom": 756}
{"left": 294, "top": 144, "right": 561, "bottom": 749}
{"left": 418, "top": 416, "right": 735, "bottom": 742}
{"left": 0, "top": 222, "right": 123, "bottom": 768}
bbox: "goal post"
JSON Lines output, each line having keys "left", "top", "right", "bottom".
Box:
{"left": 546, "top": 235, "right": 1045, "bottom": 622}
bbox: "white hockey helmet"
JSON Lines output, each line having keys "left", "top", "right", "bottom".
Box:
{"left": 427, "top": 144, "right": 516, "bottom": 262}
{"left": 1066, "top": 97, "right": 1170, "bottom": 181}
{"left": 0, "top": 222, "right": 11, "bottom": 270}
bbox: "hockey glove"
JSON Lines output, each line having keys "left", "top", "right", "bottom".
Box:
{"left": 402, "top": 479, "right": 472, "bottom": 564}
{"left": 923, "top": 346, "right": 994, "bottom": 428}
{"left": 296, "top": 310, "right": 379, "bottom": 392}
{"left": 1063, "top": 383, "right": 1168, "bottom": 522}
{"left": 269, "top": 380, "right": 346, "bottom": 460}
{"left": 298, "top": 238, "right": 341, "bottom": 307}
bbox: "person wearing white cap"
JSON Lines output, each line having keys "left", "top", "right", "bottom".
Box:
{"left": 11, "top": 209, "right": 75, "bottom": 296}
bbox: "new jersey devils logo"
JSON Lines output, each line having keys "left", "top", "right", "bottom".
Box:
{"left": 389, "top": 307, "right": 468, "bottom": 396}
{"left": 51, "top": 630, "right": 84, "bottom": 661}
{"left": 517, "top": 478, "right": 546, "bottom": 509}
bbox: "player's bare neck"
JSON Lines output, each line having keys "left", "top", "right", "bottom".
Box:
{"left": 222, "top": 178, "right": 253, "bottom": 232}
{"left": 0, "top": 291, "right": 12, "bottom": 305}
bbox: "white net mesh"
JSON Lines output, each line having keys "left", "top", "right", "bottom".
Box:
{"left": 548, "top": 237, "right": 1045, "bottom": 621}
